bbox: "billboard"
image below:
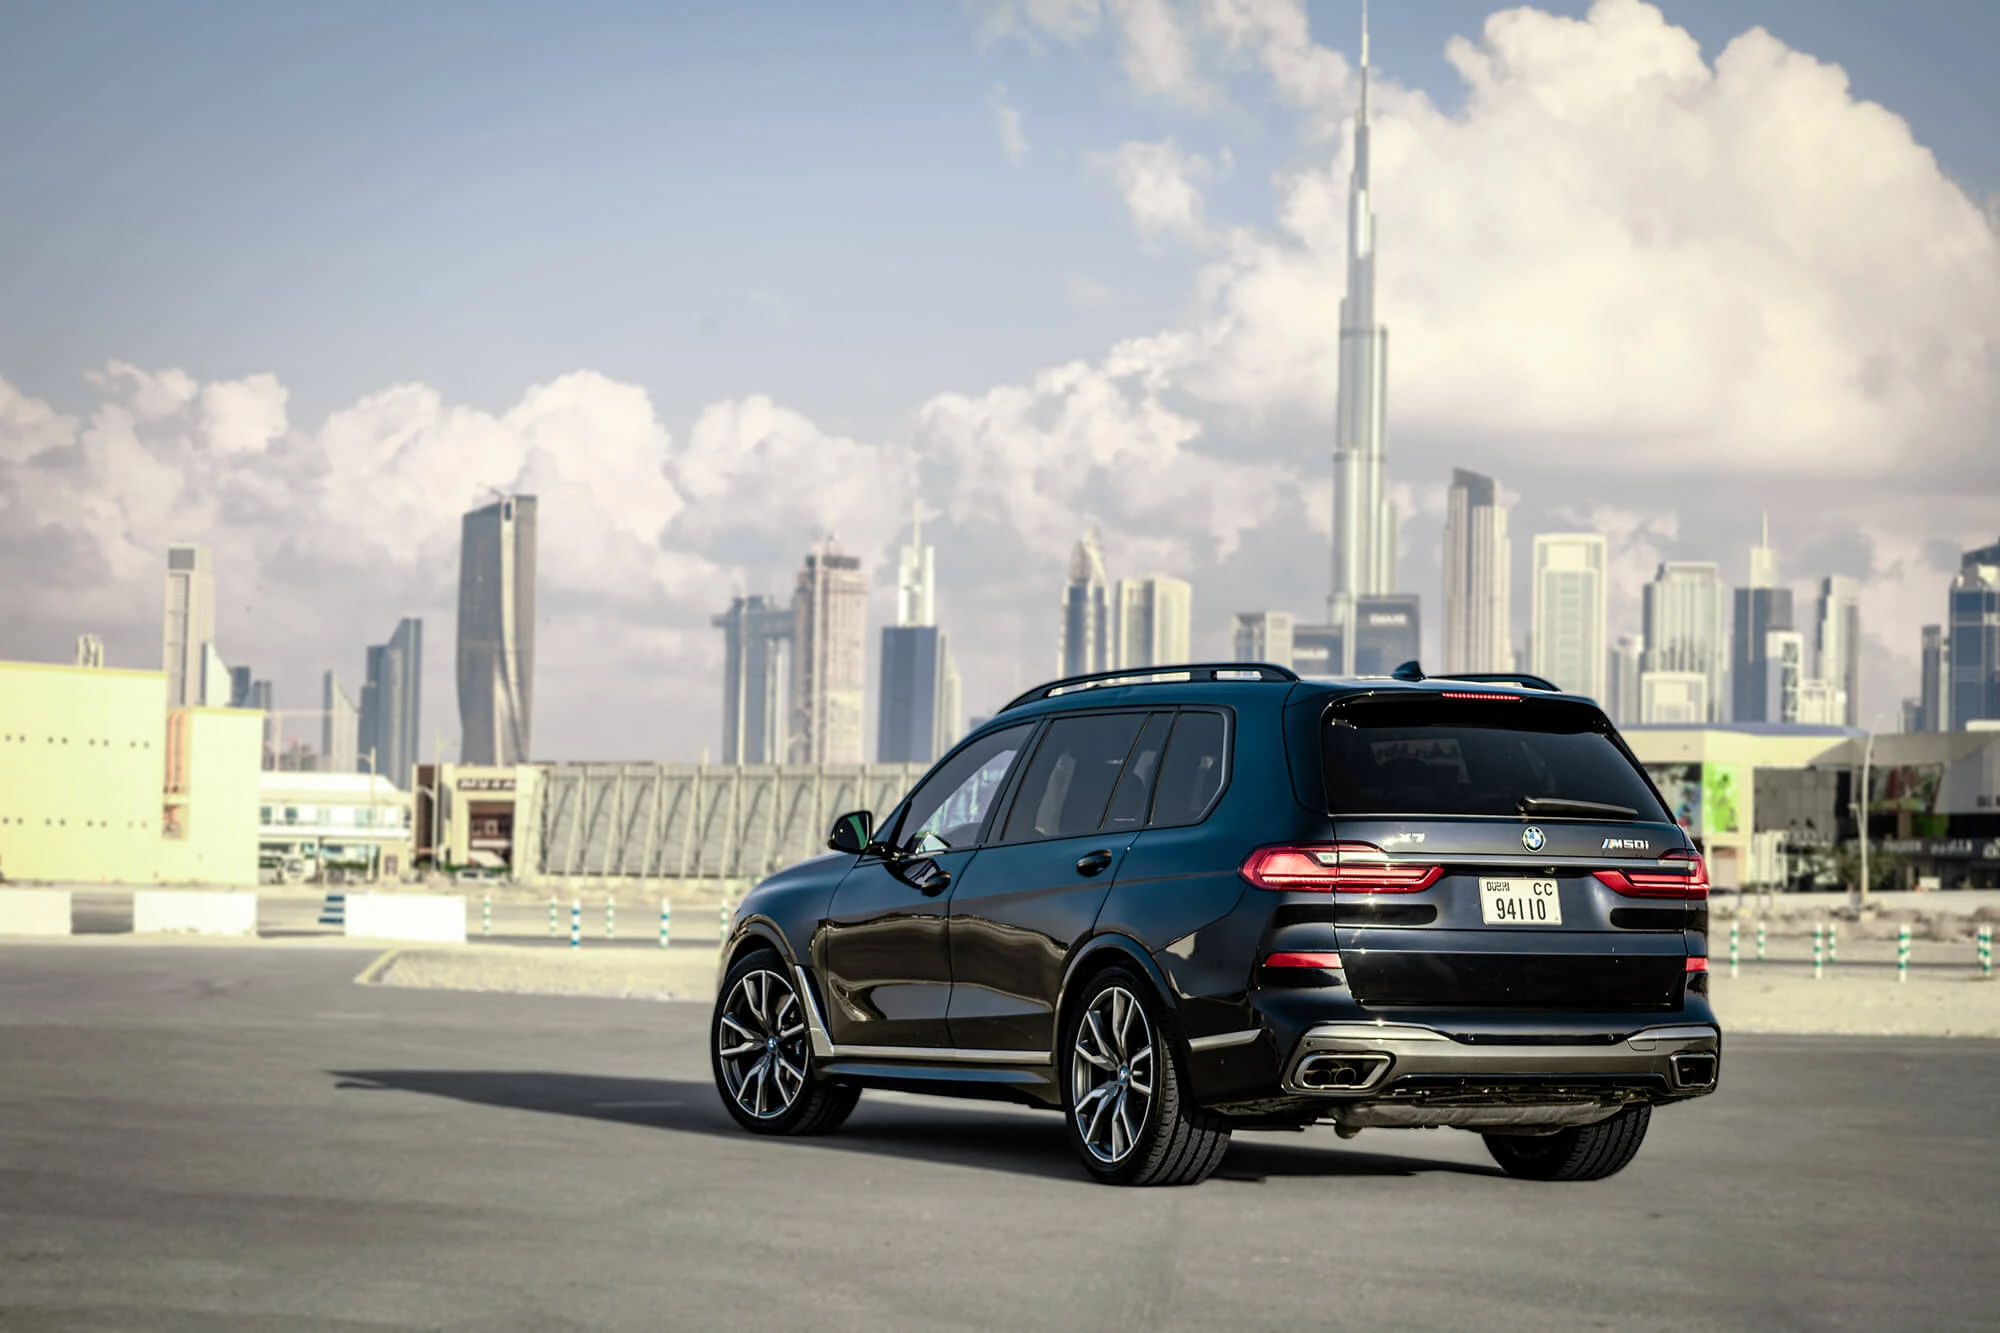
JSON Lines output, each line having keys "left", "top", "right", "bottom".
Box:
{"left": 1647, "top": 763, "right": 1702, "bottom": 836}
{"left": 1701, "top": 763, "right": 1743, "bottom": 836}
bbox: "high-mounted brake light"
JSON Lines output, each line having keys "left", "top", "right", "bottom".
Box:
{"left": 1263, "top": 951, "right": 1344, "bottom": 969}
{"left": 1437, "top": 691, "right": 1521, "bottom": 702}
{"left": 1239, "top": 843, "right": 1444, "bottom": 893}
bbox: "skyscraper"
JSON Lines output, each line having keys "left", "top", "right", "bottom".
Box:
{"left": 792, "top": 542, "right": 867, "bottom": 764}
{"left": 1060, "top": 528, "right": 1113, "bottom": 676}
{"left": 1763, "top": 629, "right": 1809, "bottom": 724}
{"left": 74, "top": 634, "right": 104, "bottom": 669}
{"left": 879, "top": 516, "right": 959, "bottom": 764}
{"left": 227, "top": 665, "right": 253, "bottom": 709}
{"left": 1530, "top": 533, "right": 1608, "bottom": 700}
{"left": 457, "top": 495, "right": 537, "bottom": 766}
{"left": 1115, "top": 576, "right": 1192, "bottom": 670}
{"left": 1441, "top": 468, "right": 1510, "bottom": 674}
{"left": 360, "top": 618, "right": 422, "bottom": 788}
{"left": 1948, "top": 538, "right": 2000, "bottom": 730}
{"left": 1327, "top": 4, "right": 1396, "bottom": 672}
{"left": 1815, "top": 575, "right": 1862, "bottom": 728}
{"left": 1731, "top": 515, "right": 1793, "bottom": 723}
{"left": 1642, "top": 562, "right": 1729, "bottom": 723}
{"left": 322, "top": 670, "right": 359, "bottom": 774}
{"left": 1232, "top": 611, "right": 1295, "bottom": 670}
{"left": 161, "top": 543, "right": 215, "bottom": 708}
{"left": 1609, "top": 635, "right": 1642, "bottom": 725}
{"left": 1919, "top": 624, "right": 1949, "bottom": 732}
{"left": 1353, "top": 595, "right": 1421, "bottom": 676}
{"left": 715, "top": 594, "right": 794, "bottom": 764}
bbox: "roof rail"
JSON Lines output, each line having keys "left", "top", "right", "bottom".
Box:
{"left": 1429, "top": 671, "right": 1563, "bottom": 693}
{"left": 998, "top": 662, "right": 1299, "bottom": 714}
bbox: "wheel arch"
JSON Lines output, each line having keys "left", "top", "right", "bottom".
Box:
{"left": 1056, "top": 932, "right": 1180, "bottom": 1037}
{"left": 723, "top": 919, "right": 795, "bottom": 977}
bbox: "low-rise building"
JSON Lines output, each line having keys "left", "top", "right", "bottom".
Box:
{"left": 257, "top": 771, "right": 413, "bottom": 883}
{"left": 0, "top": 659, "right": 260, "bottom": 885}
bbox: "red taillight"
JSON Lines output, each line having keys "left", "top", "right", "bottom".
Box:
{"left": 1685, "top": 956, "right": 1708, "bottom": 972}
{"left": 1437, "top": 691, "right": 1520, "bottom": 702}
{"left": 1263, "top": 951, "right": 1344, "bottom": 969}
{"left": 1239, "top": 843, "right": 1443, "bottom": 893}
{"left": 1592, "top": 865, "right": 1709, "bottom": 899}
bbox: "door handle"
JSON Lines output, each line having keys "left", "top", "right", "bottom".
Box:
{"left": 918, "top": 869, "right": 951, "bottom": 897}
{"left": 1076, "top": 850, "right": 1114, "bottom": 877}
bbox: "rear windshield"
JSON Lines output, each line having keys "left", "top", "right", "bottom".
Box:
{"left": 1321, "top": 699, "right": 1669, "bottom": 820}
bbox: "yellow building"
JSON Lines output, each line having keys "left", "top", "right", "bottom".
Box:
{"left": 0, "top": 659, "right": 262, "bottom": 886}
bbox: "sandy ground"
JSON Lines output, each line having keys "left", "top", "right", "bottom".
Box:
{"left": 366, "top": 941, "right": 724, "bottom": 1002}
{"left": 360, "top": 935, "right": 2000, "bottom": 1037}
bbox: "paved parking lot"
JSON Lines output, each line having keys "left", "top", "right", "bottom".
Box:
{"left": 2, "top": 945, "right": 1996, "bottom": 1331}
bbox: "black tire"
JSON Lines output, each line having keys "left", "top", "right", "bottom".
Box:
{"left": 1483, "top": 1104, "right": 1652, "bottom": 1181}
{"left": 710, "top": 949, "right": 860, "bottom": 1136}
{"left": 1060, "top": 966, "right": 1231, "bottom": 1186}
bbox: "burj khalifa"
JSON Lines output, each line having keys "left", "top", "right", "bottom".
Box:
{"left": 1327, "top": 1, "right": 1396, "bottom": 672}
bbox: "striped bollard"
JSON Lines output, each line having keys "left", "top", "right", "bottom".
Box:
{"left": 1729, "top": 921, "right": 1739, "bottom": 977}
{"left": 548, "top": 897, "right": 557, "bottom": 936}
{"left": 1756, "top": 920, "right": 1767, "bottom": 962}
{"left": 1897, "top": 925, "right": 1910, "bottom": 983}
{"left": 1978, "top": 925, "right": 1992, "bottom": 979}
{"left": 606, "top": 897, "right": 616, "bottom": 940}
{"left": 719, "top": 899, "right": 730, "bottom": 941}
{"left": 660, "top": 900, "right": 672, "bottom": 950}
{"left": 1828, "top": 922, "right": 1838, "bottom": 966}
{"left": 570, "top": 898, "right": 581, "bottom": 950}
{"left": 1812, "top": 924, "right": 1823, "bottom": 980}
{"left": 482, "top": 894, "right": 491, "bottom": 938}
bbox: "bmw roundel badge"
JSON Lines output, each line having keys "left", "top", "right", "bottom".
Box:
{"left": 1521, "top": 825, "right": 1546, "bottom": 852}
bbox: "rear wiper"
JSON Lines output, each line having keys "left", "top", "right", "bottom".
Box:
{"left": 1518, "top": 796, "right": 1638, "bottom": 820}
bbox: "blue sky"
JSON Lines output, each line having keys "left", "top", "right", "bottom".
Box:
{"left": 1, "top": 0, "right": 1995, "bottom": 758}
{"left": 3, "top": 0, "right": 1993, "bottom": 433}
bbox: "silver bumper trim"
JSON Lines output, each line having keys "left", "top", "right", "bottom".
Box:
{"left": 1283, "top": 1021, "right": 1721, "bottom": 1097}
{"left": 1188, "top": 1028, "right": 1264, "bottom": 1052}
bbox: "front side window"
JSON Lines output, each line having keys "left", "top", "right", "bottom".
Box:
{"left": 1001, "top": 712, "right": 1149, "bottom": 842}
{"left": 895, "top": 722, "right": 1037, "bottom": 854}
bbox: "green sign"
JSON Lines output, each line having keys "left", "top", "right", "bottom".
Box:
{"left": 1701, "top": 763, "right": 1742, "bottom": 836}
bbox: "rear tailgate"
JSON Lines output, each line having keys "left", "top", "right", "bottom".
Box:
{"left": 1316, "top": 690, "right": 1701, "bottom": 1011}
{"left": 1332, "top": 817, "right": 1697, "bottom": 1009}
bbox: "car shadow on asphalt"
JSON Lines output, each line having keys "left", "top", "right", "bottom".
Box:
{"left": 330, "top": 1069, "right": 1500, "bottom": 1184}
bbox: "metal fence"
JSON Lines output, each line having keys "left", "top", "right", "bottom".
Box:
{"left": 529, "top": 762, "right": 927, "bottom": 883}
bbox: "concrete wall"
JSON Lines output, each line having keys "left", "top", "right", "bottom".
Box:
{"left": 0, "top": 889, "right": 72, "bottom": 935}
{"left": 345, "top": 892, "right": 467, "bottom": 944}
{"left": 0, "top": 662, "right": 167, "bottom": 884}
{"left": 155, "top": 707, "right": 262, "bottom": 886}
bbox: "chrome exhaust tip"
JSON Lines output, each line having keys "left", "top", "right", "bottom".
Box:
{"left": 1670, "top": 1052, "right": 1718, "bottom": 1090}
{"left": 1295, "top": 1052, "right": 1392, "bottom": 1091}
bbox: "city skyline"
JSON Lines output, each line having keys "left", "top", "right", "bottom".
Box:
{"left": 4, "top": 2, "right": 1995, "bottom": 760}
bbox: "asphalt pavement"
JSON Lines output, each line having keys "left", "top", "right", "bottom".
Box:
{"left": 2, "top": 944, "right": 1996, "bottom": 1331}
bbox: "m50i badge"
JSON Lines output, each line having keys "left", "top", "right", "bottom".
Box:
{"left": 1521, "top": 826, "right": 1546, "bottom": 852}
{"left": 1602, "top": 837, "right": 1651, "bottom": 852}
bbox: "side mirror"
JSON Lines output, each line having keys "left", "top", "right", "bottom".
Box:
{"left": 827, "top": 810, "right": 874, "bottom": 855}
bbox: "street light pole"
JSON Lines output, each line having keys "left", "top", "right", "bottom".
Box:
{"left": 1853, "top": 714, "right": 1885, "bottom": 907}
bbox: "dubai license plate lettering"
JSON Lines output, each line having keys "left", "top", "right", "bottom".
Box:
{"left": 1480, "top": 878, "right": 1562, "bottom": 925}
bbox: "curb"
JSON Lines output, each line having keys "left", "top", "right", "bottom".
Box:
{"left": 354, "top": 948, "right": 404, "bottom": 986}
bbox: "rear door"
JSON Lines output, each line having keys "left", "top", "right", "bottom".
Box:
{"left": 1320, "top": 694, "right": 1699, "bottom": 1012}
{"left": 943, "top": 710, "right": 1168, "bottom": 1052}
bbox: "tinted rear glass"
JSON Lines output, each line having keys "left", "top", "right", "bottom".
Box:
{"left": 1321, "top": 699, "right": 1668, "bottom": 819}
{"left": 1002, "top": 712, "right": 1148, "bottom": 841}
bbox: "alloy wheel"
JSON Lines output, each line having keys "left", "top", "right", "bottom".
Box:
{"left": 1070, "top": 985, "right": 1155, "bottom": 1164}
{"left": 716, "top": 968, "right": 809, "bottom": 1120}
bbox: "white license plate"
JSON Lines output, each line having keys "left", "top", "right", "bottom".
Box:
{"left": 1479, "top": 878, "right": 1562, "bottom": 926}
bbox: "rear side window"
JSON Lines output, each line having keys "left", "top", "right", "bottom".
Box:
{"left": 1103, "top": 712, "right": 1174, "bottom": 830}
{"left": 1151, "top": 711, "right": 1228, "bottom": 825}
{"left": 1002, "top": 712, "right": 1148, "bottom": 841}
{"left": 1322, "top": 700, "right": 1668, "bottom": 820}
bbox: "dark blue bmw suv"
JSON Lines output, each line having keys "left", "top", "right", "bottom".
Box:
{"left": 708, "top": 662, "right": 1719, "bottom": 1186}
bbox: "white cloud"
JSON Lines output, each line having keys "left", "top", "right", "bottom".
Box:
{"left": 989, "top": 84, "right": 1030, "bottom": 166}
{"left": 1094, "top": 138, "right": 1214, "bottom": 241}
{"left": 972, "top": 0, "right": 1102, "bottom": 47}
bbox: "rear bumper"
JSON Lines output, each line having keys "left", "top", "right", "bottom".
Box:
{"left": 1281, "top": 1020, "right": 1721, "bottom": 1100}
